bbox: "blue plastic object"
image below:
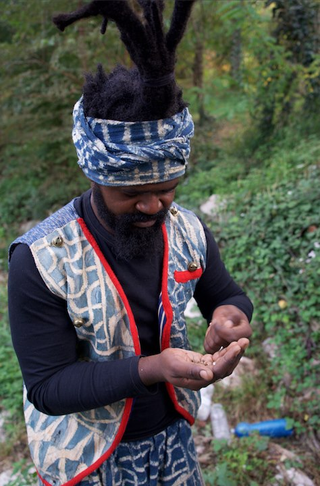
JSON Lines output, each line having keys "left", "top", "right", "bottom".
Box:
{"left": 234, "top": 418, "right": 293, "bottom": 438}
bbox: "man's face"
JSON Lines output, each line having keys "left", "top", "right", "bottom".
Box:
{"left": 91, "top": 178, "right": 179, "bottom": 260}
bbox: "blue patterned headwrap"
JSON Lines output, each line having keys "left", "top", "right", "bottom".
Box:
{"left": 72, "top": 97, "right": 194, "bottom": 186}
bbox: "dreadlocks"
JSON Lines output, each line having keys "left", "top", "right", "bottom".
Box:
{"left": 53, "top": 0, "right": 197, "bottom": 121}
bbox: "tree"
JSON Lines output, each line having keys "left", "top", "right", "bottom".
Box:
{"left": 267, "top": 0, "right": 320, "bottom": 112}
{"left": 0, "top": 0, "right": 128, "bottom": 225}
{"left": 257, "top": 0, "right": 320, "bottom": 133}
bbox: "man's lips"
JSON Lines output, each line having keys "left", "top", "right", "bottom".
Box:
{"left": 132, "top": 220, "right": 157, "bottom": 228}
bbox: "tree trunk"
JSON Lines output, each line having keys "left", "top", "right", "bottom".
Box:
{"left": 192, "top": 37, "right": 206, "bottom": 125}
{"left": 230, "top": 28, "right": 242, "bottom": 85}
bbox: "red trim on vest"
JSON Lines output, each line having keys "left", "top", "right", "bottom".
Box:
{"left": 38, "top": 217, "right": 140, "bottom": 486}
{"left": 160, "top": 225, "right": 194, "bottom": 426}
{"left": 38, "top": 218, "right": 194, "bottom": 486}
{"left": 174, "top": 268, "right": 203, "bottom": 283}
{"left": 77, "top": 217, "right": 141, "bottom": 354}
{"left": 37, "top": 472, "right": 51, "bottom": 486}
{"left": 160, "top": 225, "right": 173, "bottom": 351}
{"left": 165, "top": 383, "right": 195, "bottom": 425}
{"left": 37, "top": 400, "right": 134, "bottom": 486}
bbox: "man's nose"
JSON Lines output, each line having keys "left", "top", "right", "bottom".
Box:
{"left": 135, "top": 193, "right": 163, "bottom": 215}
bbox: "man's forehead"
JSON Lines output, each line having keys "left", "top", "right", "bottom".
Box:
{"left": 122, "top": 178, "right": 180, "bottom": 191}
{"left": 96, "top": 177, "right": 180, "bottom": 194}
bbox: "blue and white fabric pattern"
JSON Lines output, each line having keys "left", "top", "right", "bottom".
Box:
{"left": 72, "top": 97, "right": 194, "bottom": 186}
{"left": 11, "top": 200, "right": 206, "bottom": 486}
{"left": 73, "top": 419, "right": 205, "bottom": 486}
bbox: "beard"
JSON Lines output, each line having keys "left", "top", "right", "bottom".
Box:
{"left": 92, "top": 185, "right": 167, "bottom": 261}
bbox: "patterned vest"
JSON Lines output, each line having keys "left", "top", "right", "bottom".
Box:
{"left": 10, "top": 200, "right": 207, "bottom": 486}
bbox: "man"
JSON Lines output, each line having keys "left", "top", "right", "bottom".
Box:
{"left": 8, "top": 2, "right": 253, "bottom": 485}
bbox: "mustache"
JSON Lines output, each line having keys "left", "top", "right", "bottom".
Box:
{"left": 120, "top": 209, "right": 168, "bottom": 224}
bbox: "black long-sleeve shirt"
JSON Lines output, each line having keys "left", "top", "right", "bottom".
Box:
{"left": 8, "top": 190, "right": 253, "bottom": 440}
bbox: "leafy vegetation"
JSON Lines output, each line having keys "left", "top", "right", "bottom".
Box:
{"left": 211, "top": 154, "right": 319, "bottom": 422}
{"left": 181, "top": 122, "right": 320, "bottom": 483}
{"left": 0, "top": 286, "right": 23, "bottom": 422}
{"left": 1, "top": 0, "right": 319, "bottom": 484}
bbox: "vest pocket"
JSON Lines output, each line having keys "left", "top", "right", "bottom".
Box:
{"left": 174, "top": 268, "right": 203, "bottom": 283}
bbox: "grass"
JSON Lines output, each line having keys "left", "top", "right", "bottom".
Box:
{"left": 0, "top": 275, "right": 34, "bottom": 484}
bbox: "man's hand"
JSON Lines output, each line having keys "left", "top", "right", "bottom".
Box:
{"left": 138, "top": 338, "right": 249, "bottom": 391}
{"left": 204, "top": 304, "right": 252, "bottom": 354}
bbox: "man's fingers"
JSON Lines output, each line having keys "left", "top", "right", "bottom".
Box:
{"left": 219, "top": 343, "right": 241, "bottom": 364}
{"left": 161, "top": 344, "right": 250, "bottom": 390}
{"left": 237, "top": 337, "right": 250, "bottom": 349}
{"left": 187, "top": 344, "right": 243, "bottom": 382}
{"left": 210, "top": 339, "right": 250, "bottom": 381}
{"left": 204, "top": 320, "right": 251, "bottom": 352}
{"left": 204, "top": 329, "right": 228, "bottom": 354}
{"left": 213, "top": 319, "right": 252, "bottom": 341}
{"left": 199, "top": 368, "right": 214, "bottom": 381}
{"left": 212, "top": 338, "right": 249, "bottom": 360}
{"left": 187, "top": 362, "right": 214, "bottom": 381}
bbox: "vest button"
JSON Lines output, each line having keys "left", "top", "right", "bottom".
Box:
{"left": 51, "top": 236, "right": 63, "bottom": 247}
{"left": 73, "top": 317, "right": 85, "bottom": 328}
{"left": 188, "top": 261, "right": 198, "bottom": 272}
{"left": 170, "top": 207, "right": 178, "bottom": 216}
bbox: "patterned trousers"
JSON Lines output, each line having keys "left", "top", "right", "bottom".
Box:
{"left": 75, "top": 419, "right": 204, "bottom": 486}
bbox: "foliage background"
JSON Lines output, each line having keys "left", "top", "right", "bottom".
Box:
{"left": 0, "top": 0, "right": 319, "bottom": 484}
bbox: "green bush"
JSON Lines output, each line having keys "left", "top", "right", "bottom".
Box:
{"left": 0, "top": 283, "right": 24, "bottom": 421}
{"left": 207, "top": 163, "right": 320, "bottom": 431}
{"left": 204, "top": 435, "right": 271, "bottom": 486}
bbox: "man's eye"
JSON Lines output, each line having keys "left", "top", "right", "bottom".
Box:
{"left": 162, "top": 188, "right": 175, "bottom": 194}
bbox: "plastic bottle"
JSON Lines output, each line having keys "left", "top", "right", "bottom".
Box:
{"left": 234, "top": 418, "right": 293, "bottom": 438}
{"left": 210, "top": 403, "right": 232, "bottom": 441}
{"left": 197, "top": 384, "right": 214, "bottom": 421}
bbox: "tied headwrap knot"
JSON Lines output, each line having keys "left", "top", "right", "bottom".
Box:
{"left": 72, "top": 97, "right": 194, "bottom": 186}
